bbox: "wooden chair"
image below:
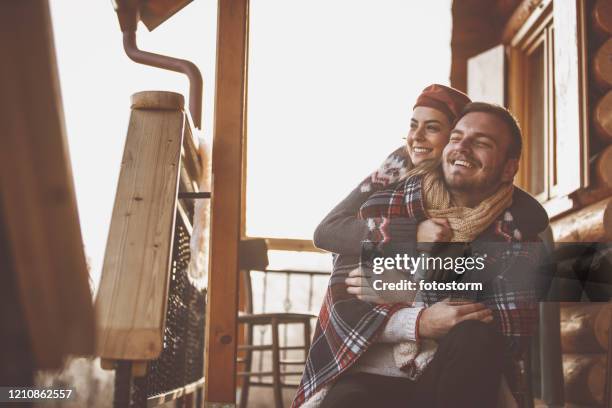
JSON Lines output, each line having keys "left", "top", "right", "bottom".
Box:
{"left": 237, "top": 239, "right": 316, "bottom": 408}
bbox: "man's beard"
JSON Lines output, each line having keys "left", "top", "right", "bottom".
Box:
{"left": 443, "top": 165, "right": 503, "bottom": 194}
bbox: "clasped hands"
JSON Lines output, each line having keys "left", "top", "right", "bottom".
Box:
{"left": 345, "top": 217, "right": 493, "bottom": 339}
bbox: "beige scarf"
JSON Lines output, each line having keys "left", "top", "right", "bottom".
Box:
{"left": 421, "top": 170, "right": 514, "bottom": 242}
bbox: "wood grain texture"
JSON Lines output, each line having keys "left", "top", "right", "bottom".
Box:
{"left": 204, "top": 0, "right": 249, "bottom": 403}
{"left": 594, "top": 91, "right": 612, "bottom": 142}
{"left": 595, "top": 145, "right": 612, "bottom": 188}
{"left": 502, "top": 0, "right": 545, "bottom": 44}
{"left": 561, "top": 303, "right": 609, "bottom": 353}
{"left": 96, "top": 92, "right": 184, "bottom": 360}
{"left": 592, "top": 39, "right": 612, "bottom": 91}
{"left": 551, "top": 198, "right": 612, "bottom": 242}
{"left": 0, "top": 0, "right": 94, "bottom": 369}
{"left": 140, "top": 0, "right": 194, "bottom": 31}
{"left": 131, "top": 90, "right": 185, "bottom": 111}
{"left": 592, "top": 0, "right": 612, "bottom": 37}
{"left": 563, "top": 353, "right": 606, "bottom": 406}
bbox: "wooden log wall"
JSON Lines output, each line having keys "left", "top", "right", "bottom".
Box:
{"left": 561, "top": 303, "right": 612, "bottom": 406}
{"left": 564, "top": 353, "right": 606, "bottom": 406}
{"left": 558, "top": 2, "right": 612, "bottom": 406}
{"left": 590, "top": 0, "right": 612, "bottom": 185}
{"left": 554, "top": 0, "right": 612, "bottom": 243}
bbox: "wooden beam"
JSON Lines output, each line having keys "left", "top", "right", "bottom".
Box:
{"left": 95, "top": 91, "right": 184, "bottom": 361}
{"left": 258, "top": 237, "right": 324, "bottom": 253}
{"left": 204, "top": 0, "right": 249, "bottom": 404}
{"left": 501, "top": 0, "right": 544, "bottom": 44}
{"left": 0, "top": 0, "right": 94, "bottom": 369}
{"left": 551, "top": 198, "right": 612, "bottom": 242}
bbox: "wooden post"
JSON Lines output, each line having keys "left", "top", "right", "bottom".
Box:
{"left": 0, "top": 0, "right": 94, "bottom": 369}
{"left": 204, "top": 0, "right": 249, "bottom": 405}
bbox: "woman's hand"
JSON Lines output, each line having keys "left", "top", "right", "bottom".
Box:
{"left": 416, "top": 218, "right": 452, "bottom": 242}
{"left": 418, "top": 298, "right": 493, "bottom": 339}
{"left": 416, "top": 218, "right": 452, "bottom": 253}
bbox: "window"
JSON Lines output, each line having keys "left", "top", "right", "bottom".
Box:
{"left": 510, "top": 4, "right": 556, "bottom": 202}
{"left": 508, "top": 0, "right": 589, "bottom": 214}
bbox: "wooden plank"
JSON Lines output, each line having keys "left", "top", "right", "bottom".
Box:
{"left": 0, "top": 0, "right": 94, "bottom": 369}
{"left": 95, "top": 91, "right": 184, "bottom": 360}
{"left": 140, "top": 0, "right": 194, "bottom": 31}
{"left": 181, "top": 119, "right": 203, "bottom": 191}
{"left": 204, "top": 0, "right": 249, "bottom": 404}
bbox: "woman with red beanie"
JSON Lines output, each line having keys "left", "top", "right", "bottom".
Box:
{"left": 292, "top": 84, "right": 549, "bottom": 408}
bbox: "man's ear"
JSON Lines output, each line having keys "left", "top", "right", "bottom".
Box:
{"left": 501, "top": 158, "right": 519, "bottom": 183}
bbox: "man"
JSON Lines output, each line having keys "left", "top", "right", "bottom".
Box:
{"left": 292, "top": 103, "right": 550, "bottom": 408}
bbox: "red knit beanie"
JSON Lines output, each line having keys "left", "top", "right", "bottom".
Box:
{"left": 413, "top": 84, "right": 471, "bottom": 123}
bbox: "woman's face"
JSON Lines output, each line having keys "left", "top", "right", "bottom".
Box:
{"left": 406, "top": 106, "right": 451, "bottom": 165}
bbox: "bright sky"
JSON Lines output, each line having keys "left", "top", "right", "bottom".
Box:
{"left": 50, "top": 0, "right": 452, "bottom": 288}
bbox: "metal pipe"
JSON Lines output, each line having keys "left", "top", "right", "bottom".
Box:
{"left": 122, "top": 31, "right": 203, "bottom": 128}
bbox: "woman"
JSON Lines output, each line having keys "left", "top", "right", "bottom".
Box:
{"left": 292, "top": 85, "right": 549, "bottom": 408}
{"left": 313, "top": 84, "right": 547, "bottom": 258}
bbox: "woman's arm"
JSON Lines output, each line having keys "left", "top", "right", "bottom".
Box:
{"left": 313, "top": 146, "right": 411, "bottom": 255}
{"left": 313, "top": 186, "right": 372, "bottom": 255}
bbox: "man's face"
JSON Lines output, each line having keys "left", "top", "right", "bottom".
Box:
{"left": 442, "top": 112, "right": 518, "bottom": 194}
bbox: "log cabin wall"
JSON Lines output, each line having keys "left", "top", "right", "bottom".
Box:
{"left": 452, "top": 1, "right": 612, "bottom": 406}
{"left": 451, "top": 0, "right": 612, "bottom": 241}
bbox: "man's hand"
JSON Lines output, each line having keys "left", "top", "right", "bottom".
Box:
{"left": 418, "top": 298, "right": 493, "bottom": 340}
{"left": 345, "top": 268, "right": 387, "bottom": 304}
{"left": 345, "top": 268, "right": 416, "bottom": 304}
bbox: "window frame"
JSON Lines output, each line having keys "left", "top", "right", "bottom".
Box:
{"left": 508, "top": 0, "right": 590, "bottom": 217}
{"left": 511, "top": 3, "right": 555, "bottom": 203}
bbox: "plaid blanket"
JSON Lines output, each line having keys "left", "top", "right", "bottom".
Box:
{"left": 292, "top": 172, "right": 547, "bottom": 408}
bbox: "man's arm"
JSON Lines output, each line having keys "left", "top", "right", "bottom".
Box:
{"left": 481, "top": 240, "right": 550, "bottom": 343}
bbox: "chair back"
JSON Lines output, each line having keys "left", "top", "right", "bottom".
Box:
{"left": 239, "top": 239, "right": 269, "bottom": 314}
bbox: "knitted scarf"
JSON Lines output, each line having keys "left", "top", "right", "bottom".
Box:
{"left": 421, "top": 170, "right": 515, "bottom": 242}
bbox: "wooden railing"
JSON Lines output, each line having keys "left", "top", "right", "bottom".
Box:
{"left": 95, "top": 91, "right": 207, "bottom": 407}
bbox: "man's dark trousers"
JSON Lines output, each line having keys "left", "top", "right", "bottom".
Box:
{"left": 319, "top": 320, "right": 505, "bottom": 408}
